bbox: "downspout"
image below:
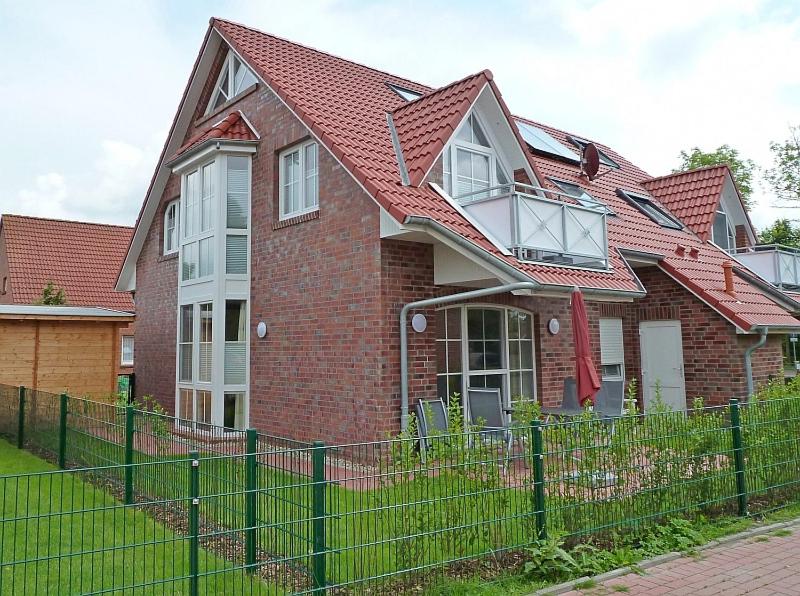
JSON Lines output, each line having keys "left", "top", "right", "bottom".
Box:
{"left": 744, "top": 326, "right": 768, "bottom": 399}
{"left": 400, "top": 281, "right": 538, "bottom": 431}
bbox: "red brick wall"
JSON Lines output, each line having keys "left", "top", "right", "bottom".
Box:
{"left": 133, "top": 176, "right": 181, "bottom": 411}
{"left": 735, "top": 225, "right": 751, "bottom": 249}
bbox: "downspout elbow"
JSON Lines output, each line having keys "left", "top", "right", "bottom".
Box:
{"left": 744, "top": 327, "right": 769, "bottom": 399}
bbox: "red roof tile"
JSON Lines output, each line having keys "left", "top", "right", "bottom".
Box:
{"left": 1, "top": 215, "right": 134, "bottom": 311}
{"left": 171, "top": 110, "right": 259, "bottom": 161}
{"left": 126, "top": 18, "right": 797, "bottom": 331}
{"left": 641, "top": 165, "right": 728, "bottom": 241}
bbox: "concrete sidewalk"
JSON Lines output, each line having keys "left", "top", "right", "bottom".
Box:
{"left": 561, "top": 521, "right": 800, "bottom": 595}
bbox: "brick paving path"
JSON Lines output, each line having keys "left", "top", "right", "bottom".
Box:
{"left": 563, "top": 523, "right": 800, "bottom": 595}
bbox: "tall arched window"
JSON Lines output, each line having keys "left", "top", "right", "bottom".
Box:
{"left": 436, "top": 305, "right": 536, "bottom": 410}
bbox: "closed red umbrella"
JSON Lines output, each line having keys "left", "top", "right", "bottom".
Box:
{"left": 571, "top": 287, "right": 601, "bottom": 407}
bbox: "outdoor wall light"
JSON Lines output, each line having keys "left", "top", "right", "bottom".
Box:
{"left": 548, "top": 318, "right": 560, "bottom": 335}
{"left": 411, "top": 313, "right": 427, "bottom": 333}
{"left": 256, "top": 321, "right": 267, "bottom": 338}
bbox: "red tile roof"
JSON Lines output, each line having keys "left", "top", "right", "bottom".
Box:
{"left": 392, "top": 71, "right": 490, "bottom": 185}
{"left": 1, "top": 215, "right": 134, "bottom": 311}
{"left": 171, "top": 110, "right": 259, "bottom": 162}
{"left": 641, "top": 165, "right": 728, "bottom": 241}
{"left": 126, "top": 18, "right": 798, "bottom": 331}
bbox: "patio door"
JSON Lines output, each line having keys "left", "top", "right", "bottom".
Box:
{"left": 639, "top": 320, "right": 686, "bottom": 412}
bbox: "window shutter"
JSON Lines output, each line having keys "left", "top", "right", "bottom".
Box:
{"left": 226, "top": 235, "right": 248, "bottom": 274}
{"left": 599, "top": 318, "right": 624, "bottom": 365}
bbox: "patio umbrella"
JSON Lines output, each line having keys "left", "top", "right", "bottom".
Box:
{"left": 571, "top": 287, "right": 601, "bottom": 407}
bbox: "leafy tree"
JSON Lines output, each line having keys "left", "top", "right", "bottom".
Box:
{"left": 675, "top": 145, "right": 756, "bottom": 209}
{"left": 37, "top": 280, "right": 67, "bottom": 305}
{"left": 759, "top": 218, "right": 800, "bottom": 248}
{"left": 765, "top": 125, "right": 800, "bottom": 204}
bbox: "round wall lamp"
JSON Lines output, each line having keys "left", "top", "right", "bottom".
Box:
{"left": 411, "top": 313, "right": 428, "bottom": 333}
{"left": 256, "top": 321, "right": 268, "bottom": 338}
{"left": 547, "top": 318, "right": 560, "bottom": 336}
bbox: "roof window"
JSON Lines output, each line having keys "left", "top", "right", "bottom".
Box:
{"left": 515, "top": 120, "right": 580, "bottom": 163}
{"left": 550, "top": 178, "right": 613, "bottom": 214}
{"left": 569, "top": 136, "right": 620, "bottom": 169}
{"left": 387, "top": 83, "right": 423, "bottom": 102}
{"left": 617, "top": 189, "right": 682, "bottom": 229}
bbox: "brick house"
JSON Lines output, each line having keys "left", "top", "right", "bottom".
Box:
{"left": 0, "top": 214, "right": 136, "bottom": 380}
{"left": 116, "top": 18, "right": 800, "bottom": 444}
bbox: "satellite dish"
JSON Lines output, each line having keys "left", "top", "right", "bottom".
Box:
{"left": 581, "top": 142, "right": 600, "bottom": 180}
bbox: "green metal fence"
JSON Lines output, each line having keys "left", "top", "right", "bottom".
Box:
{"left": 2, "top": 384, "right": 800, "bottom": 594}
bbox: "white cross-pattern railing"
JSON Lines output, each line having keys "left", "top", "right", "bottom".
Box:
{"left": 456, "top": 183, "right": 609, "bottom": 269}
{"left": 734, "top": 244, "right": 800, "bottom": 288}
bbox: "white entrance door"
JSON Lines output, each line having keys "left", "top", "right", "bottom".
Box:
{"left": 639, "top": 320, "right": 686, "bottom": 412}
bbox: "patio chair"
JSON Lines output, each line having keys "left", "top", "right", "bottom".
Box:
{"left": 542, "top": 376, "right": 584, "bottom": 422}
{"left": 467, "top": 387, "right": 514, "bottom": 469}
{"left": 415, "top": 398, "right": 448, "bottom": 457}
{"left": 595, "top": 379, "right": 625, "bottom": 435}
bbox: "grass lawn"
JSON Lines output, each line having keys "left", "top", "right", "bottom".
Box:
{"left": 0, "top": 438, "right": 274, "bottom": 595}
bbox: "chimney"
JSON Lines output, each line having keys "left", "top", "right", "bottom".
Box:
{"left": 722, "top": 260, "right": 736, "bottom": 297}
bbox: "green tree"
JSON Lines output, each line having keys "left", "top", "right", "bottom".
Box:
{"left": 759, "top": 218, "right": 800, "bottom": 248}
{"left": 675, "top": 145, "right": 756, "bottom": 209}
{"left": 765, "top": 125, "right": 800, "bottom": 204}
{"left": 37, "top": 280, "right": 67, "bottom": 305}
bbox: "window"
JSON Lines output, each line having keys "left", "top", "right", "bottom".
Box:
{"left": 712, "top": 207, "right": 735, "bottom": 252}
{"left": 226, "top": 156, "right": 249, "bottom": 274}
{"left": 279, "top": 141, "right": 318, "bottom": 219}
{"left": 387, "top": 83, "right": 423, "bottom": 101}
{"left": 617, "top": 189, "right": 682, "bottom": 229}
{"left": 436, "top": 306, "right": 536, "bottom": 411}
{"left": 1, "top": 276, "right": 6, "bottom": 295}
{"left": 182, "top": 162, "right": 215, "bottom": 281}
{"left": 120, "top": 336, "right": 134, "bottom": 366}
{"left": 550, "top": 178, "right": 613, "bottom": 214}
{"left": 568, "top": 136, "right": 620, "bottom": 169}
{"left": 163, "top": 200, "right": 179, "bottom": 255}
{"left": 179, "top": 305, "right": 194, "bottom": 382}
{"left": 224, "top": 392, "right": 246, "bottom": 431}
{"left": 515, "top": 120, "right": 580, "bottom": 163}
{"left": 207, "top": 52, "right": 258, "bottom": 114}
{"left": 443, "top": 112, "right": 510, "bottom": 200}
{"left": 224, "top": 300, "right": 247, "bottom": 385}
{"left": 599, "top": 318, "right": 624, "bottom": 381}
{"left": 198, "top": 303, "right": 213, "bottom": 382}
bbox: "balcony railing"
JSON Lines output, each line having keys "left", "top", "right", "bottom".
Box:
{"left": 734, "top": 244, "right": 800, "bottom": 289}
{"left": 456, "top": 183, "right": 609, "bottom": 269}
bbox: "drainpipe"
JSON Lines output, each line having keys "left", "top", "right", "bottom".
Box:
{"left": 744, "top": 326, "right": 768, "bottom": 399}
{"left": 400, "top": 281, "right": 538, "bottom": 431}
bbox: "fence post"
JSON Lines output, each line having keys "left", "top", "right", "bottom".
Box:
{"left": 189, "top": 450, "right": 200, "bottom": 596}
{"left": 311, "top": 440, "right": 327, "bottom": 595}
{"left": 530, "top": 419, "right": 547, "bottom": 539}
{"left": 16, "top": 386, "right": 25, "bottom": 449}
{"left": 730, "top": 399, "right": 748, "bottom": 516}
{"left": 245, "top": 428, "right": 258, "bottom": 572}
{"left": 58, "top": 393, "right": 68, "bottom": 469}
{"left": 124, "top": 405, "right": 135, "bottom": 505}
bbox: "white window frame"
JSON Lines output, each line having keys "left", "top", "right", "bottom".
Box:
{"left": 120, "top": 335, "right": 134, "bottom": 367}
{"left": 599, "top": 317, "right": 625, "bottom": 381}
{"left": 278, "top": 141, "right": 319, "bottom": 220}
{"left": 712, "top": 206, "right": 736, "bottom": 252}
{"left": 442, "top": 111, "right": 511, "bottom": 199}
{"left": 205, "top": 51, "right": 257, "bottom": 115}
{"left": 163, "top": 200, "right": 179, "bottom": 255}
{"left": 180, "top": 160, "right": 216, "bottom": 283}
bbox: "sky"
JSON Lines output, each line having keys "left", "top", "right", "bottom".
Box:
{"left": 0, "top": 0, "right": 798, "bottom": 230}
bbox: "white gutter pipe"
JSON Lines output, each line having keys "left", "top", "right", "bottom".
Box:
{"left": 400, "top": 281, "right": 538, "bottom": 431}
{"left": 744, "top": 327, "right": 769, "bottom": 399}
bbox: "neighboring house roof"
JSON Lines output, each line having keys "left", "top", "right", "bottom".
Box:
{"left": 118, "top": 17, "right": 800, "bottom": 331}
{"left": 171, "top": 110, "right": 259, "bottom": 162}
{"left": 641, "top": 165, "right": 729, "bottom": 241}
{"left": 0, "top": 305, "right": 134, "bottom": 321}
{"left": 1, "top": 215, "right": 134, "bottom": 311}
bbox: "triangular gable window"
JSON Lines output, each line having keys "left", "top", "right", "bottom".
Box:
{"left": 207, "top": 52, "right": 258, "bottom": 114}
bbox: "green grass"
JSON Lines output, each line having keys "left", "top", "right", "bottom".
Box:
{"left": 0, "top": 438, "right": 273, "bottom": 594}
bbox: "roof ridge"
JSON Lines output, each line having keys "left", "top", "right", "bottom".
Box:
{"left": 645, "top": 163, "right": 730, "bottom": 184}
{"left": 1, "top": 214, "right": 133, "bottom": 229}
{"left": 392, "top": 69, "right": 492, "bottom": 114}
{"left": 212, "top": 17, "right": 433, "bottom": 94}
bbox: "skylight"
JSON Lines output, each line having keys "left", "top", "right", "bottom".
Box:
{"left": 515, "top": 120, "right": 580, "bottom": 163}
{"left": 617, "top": 189, "right": 682, "bottom": 229}
{"left": 387, "top": 83, "right": 424, "bottom": 102}
{"left": 569, "top": 136, "right": 620, "bottom": 169}
{"left": 551, "top": 178, "right": 613, "bottom": 214}
{"left": 207, "top": 51, "right": 258, "bottom": 114}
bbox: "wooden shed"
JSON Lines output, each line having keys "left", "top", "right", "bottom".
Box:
{"left": 0, "top": 305, "right": 135, "bottom": 399}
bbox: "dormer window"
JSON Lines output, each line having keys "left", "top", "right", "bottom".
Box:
{"left": 712, "top": 206, "right": 735, "bottom": 252}
{"left": 207, "top": 52, "right": 258, "bottom": 114}
{"left": 442, "top": 113, "right": 510, "bottom": 200}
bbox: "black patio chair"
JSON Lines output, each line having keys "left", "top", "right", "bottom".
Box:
{"left": 415, "top": 398, "right": 448, "bottom": 458}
